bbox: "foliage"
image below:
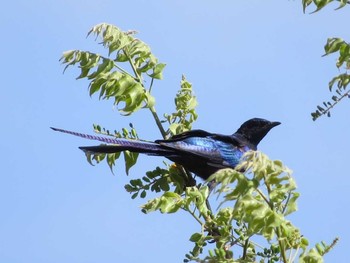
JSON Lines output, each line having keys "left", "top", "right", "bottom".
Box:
{"left": 61, "top": 23, "right": 337, "bottom": 262}
{"left": 303, "top": 0, "right": 350, "bottom": 120}
{"left": 311, "top": 38, "right": 350, "bottom": 120}
{"left": 61, "top": 23, "right": 163, "bottom": 116}
{"left": 302, "top": 0, "right": 349, "bottom": 13}
{"left": 164, "top": 75, "right": 198, "bottom": 136}
{"left": 124, "top": 164, "right": 189, "bottom": 199}
{"left": 60, "top": 23, "right": 196, "bottom": 175}
{"left": 142, "top": 152, "right": 336, "bottom": 263}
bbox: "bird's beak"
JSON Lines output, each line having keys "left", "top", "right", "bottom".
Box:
{"left": 270, "top": 121, "right": 281, "bottom": 128}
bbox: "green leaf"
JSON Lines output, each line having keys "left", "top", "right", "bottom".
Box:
{"left": 324, "top": 38, "right": 345, "bottom": 56}
{"left": 284, "top": 192, "right": 300, "bottom": 216}
{"left": 299, "top": 248, "right": 324, "bottom": 263}
{"left": 106, "top": 152, "right": 121, "bottom": 174}
{"left": 123, "top": 151, "right": 139, "bottom": 175}
{"left": 141, "top": 192, "right": 183, "bottom": 214}
{"left": 140, "top": 190, "right": 147, "bottom": 198}
{"left": 302, "top": 0, "right": 313, "bottom": 13}
{"left": 148, "top": 63, "right": 166, "bottom": 79}
{"left": 189, "top": 233, "right": 203, "bottom": 242}
{"left": 335, "top": 0, "right": 348, "bottom": 10}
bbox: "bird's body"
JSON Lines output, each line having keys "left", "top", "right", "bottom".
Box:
{"left": 51, "top": 118, "right": 280, "bottom": 180}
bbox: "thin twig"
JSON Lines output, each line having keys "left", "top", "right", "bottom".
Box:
{"left": 290, "top": 245, "right": 300, "bottom": 263}
{"left": 282, "top": 192, "right": 292, "bottom": 214}
{"left": 113, "top": 61, "right": 136, "bottom": 79}
{"left": 263, "top": 174, "right": 288, "bottom": 263}
{"left": 276, "top": 227, "right": 288, "bottom": 263}
{"left": 256, "top": 188, "right": 270, "bottom": 207}
{"left": 322, "top": 237, "right": 339, "bottom": 255}
{"left": 317, "top": 89, "right": 350, "bottom": 118}
{"left": 123, "top": 48, "right": 143, "bottom": 83}
{"left": 149, "top": 77, "right": 155, "bottom": 93}
{"left": 242, "top": 238, "right": 250, "bottom": 260}
{"left": 183, "top": 206, "right": 204, "bottom": 226}
{"left": 149, "top": 106, "right": 167, "bottom": 139}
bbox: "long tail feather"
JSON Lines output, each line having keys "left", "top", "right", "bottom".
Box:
{"left": 51, "top": 127, "right": 168, "bottom": 154}
{"left": 51, "top": 127, "right": 126, "bottom": 144}
{"left": 78, "top": 145, "right": 159, "bottom": 154}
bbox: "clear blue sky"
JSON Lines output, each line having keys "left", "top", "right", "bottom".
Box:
{"left": 1, "top": 0, "right": 349, "bottom": 262}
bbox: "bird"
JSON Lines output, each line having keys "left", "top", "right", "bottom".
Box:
{"left": 51, "top": 118, "right": 280, "bottom": 180}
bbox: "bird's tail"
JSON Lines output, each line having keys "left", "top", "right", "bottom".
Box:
{"left": 50, "top": 127, "right": 169, "bottom": 155}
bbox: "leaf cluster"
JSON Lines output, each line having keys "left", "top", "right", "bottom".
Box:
{"left": 311, "top": 38, "right": 350, "bottom": 120}
{"left": 303, "top": 1, "right": 350, "bottom": 120}
{"left": 302, "top": 0, "right": 349, "bottom": 13}
{"left": 124, "top": 164, "right": 188, "bottom": 199}
{"left": 60, "top": 23, "right": 165, "bottom": 115}
{"left": 164, "top": 75, "right": 198, "bottom": 136}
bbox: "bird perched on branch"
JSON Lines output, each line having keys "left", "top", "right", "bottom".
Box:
{"left": 51, "top": 118, "right": 280, "bottom": 180}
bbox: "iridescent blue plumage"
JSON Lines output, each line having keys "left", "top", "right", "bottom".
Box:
{"left": 161, "top": 137, "right": 244, "bottom": 168}
{"left": 51, "top": 118, "right": 280, "bottom": 180}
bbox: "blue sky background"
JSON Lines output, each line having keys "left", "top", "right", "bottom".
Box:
{"left": 1, "top": 0, "right": 349, "bottom": 262}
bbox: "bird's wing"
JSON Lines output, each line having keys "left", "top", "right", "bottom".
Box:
{"left": 160, "top": 130, "right": 244, "bottom": 146}
{"left": 162, "top": 129, "right": 215, "bottom": 142}
{"left": 158, "top": 135, "right": 246, "bottom": 169}
{"left": 210, "top": 133, "right": 246, "bottom": 147}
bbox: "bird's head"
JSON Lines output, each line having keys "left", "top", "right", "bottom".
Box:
{"left": 234, "top": 118, "right": 281, "bottom": 148}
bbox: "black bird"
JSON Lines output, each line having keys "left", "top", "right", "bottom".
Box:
{"left": 51, "top": 118, "right": 280, "bottom": 180}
